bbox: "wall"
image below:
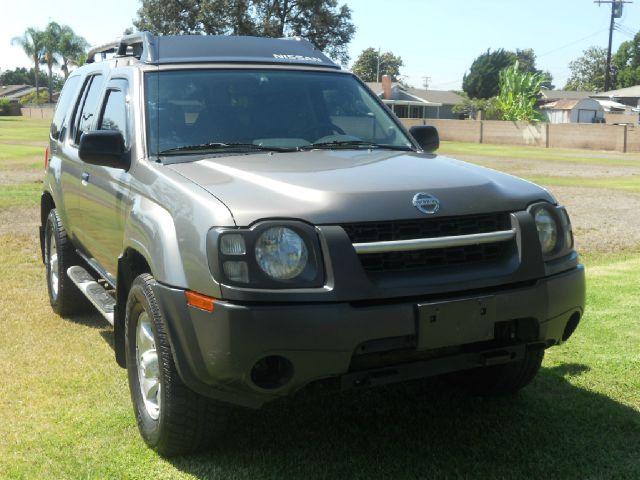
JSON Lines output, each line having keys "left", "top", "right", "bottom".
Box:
{"left": 482, "top": 121, "right": 547, "bottom": 147}
{"left": 401, "top": 118, "right": 637, "bottom": 152}
{"left": 426, "top": 119, "right": 482, "bottom": 143}
{"left": 548, "top": 124, "right": 625, "bottom": 151}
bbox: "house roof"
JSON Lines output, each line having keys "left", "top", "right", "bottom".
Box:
{"left": 541, "top": 98, "right": 603, "bottom": 111}
{"left": 405, "top": 88, "right": 464, "bottom": 105}
{"left": 541, "top": 99, "right": 581, "bottom": 110}
{"left": 0, "top": 85, "right": 33, "bottom": 98}
{"left": 591, "top": 85, "right": 640, "bottom": 98}
{"left": 595, "top": 99, "right": 630, "bottom": 111}
{"left": 540, "top": 90, "right": 595, "bottom": 101}
{"left": 364, "top": 82, "right": 461, "bottom": 105}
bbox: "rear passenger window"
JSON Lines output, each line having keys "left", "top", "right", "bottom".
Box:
{"left": 99, "top": 89, "right": 128, "bottom": 144}
{"left": 50, "top": 76, "right": 81, "bottom": 141}
{"left": 73, "top": 74, "right": 105, "bottom": 144}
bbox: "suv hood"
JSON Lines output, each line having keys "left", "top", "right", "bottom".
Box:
{"left": 167, "top": 150, "right": 554, "bottom": 226}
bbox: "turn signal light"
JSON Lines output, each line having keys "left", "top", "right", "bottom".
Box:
{"left": 185, "top": 290, "right": 216, "bottom": 312}
{"left": 45, "top": 146, "right": 49, "bottom": 169}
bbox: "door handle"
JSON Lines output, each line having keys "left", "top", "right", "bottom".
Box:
{"left": 81, "top": 172, "right": 90, "bottom": 185}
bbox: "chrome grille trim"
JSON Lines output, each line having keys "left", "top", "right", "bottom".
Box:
{"left": 352, "top": 229, "right": 516, "bottom": 254}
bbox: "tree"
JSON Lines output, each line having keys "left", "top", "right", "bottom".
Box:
{"left": 612, "top": 32, "right": 640, "bottom": 89}
{"left": 0, "top": 67, "right": 56, "bottom": 89}
{"left": 19, "top": 90, "right": 49, "bottom": 105}
{"left": 463, "top": 49, "right": 517, "bottom": 99}
{"left": 133, "top": 0, "right": 356, "bottom": 64}
{"left": 496, "top": 61, "right": 544, "bottom": 122}
{"left": 565, "top": 46, "right": 609, "bottom": 91}
{"left": 58, "top": 26, "right": 89, "bottom": 79}
{"left": 452, "top": 95, "right": 500, "bottom": 120}
{"left": 11, "top": 28, "right": 45, "bottom": 104}
{"left": 42, "top": 22, "right": 62, "bottom": 103}
{"left": 351, "top": 48, "right": 403, "bottom": 82}
{"left": 515, "top": 48, "right": 554, "bottom": 89}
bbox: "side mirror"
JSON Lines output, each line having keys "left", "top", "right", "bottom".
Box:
{"left": 409, "top": 125, "right": 440, "bottom": 153}
{"left": 78, "top": 130, "right": 129, "bottom": 169}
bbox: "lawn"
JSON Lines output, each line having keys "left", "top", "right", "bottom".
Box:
{"left": 1, "top": 118, "right": 639, "bottom": 478}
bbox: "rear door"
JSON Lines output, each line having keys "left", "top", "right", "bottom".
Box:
{"left": 75, "top": 78, "right": 132, "bottom": 282}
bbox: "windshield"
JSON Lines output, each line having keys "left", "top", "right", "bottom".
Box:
{"left": 144, "top": 69, "right": 414, "bottom": 156}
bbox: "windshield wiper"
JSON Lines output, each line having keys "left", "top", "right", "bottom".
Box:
{"left": 159, "top": 143, "right": 296, "bottom": 155}
{"left": 298, "top": 140, "right": 414, "bottom": 151}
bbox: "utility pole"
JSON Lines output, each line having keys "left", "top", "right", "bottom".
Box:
{"left": 595, "top": 0, "right": 632, "bottom": 91}
{"left": 422, "top": 76, "right": 431, "bottom": 90}
{"left": 376, "top": 47, "right": 381, "bottom": 83}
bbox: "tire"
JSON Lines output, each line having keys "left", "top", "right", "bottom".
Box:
{"left": 125, "top": 273, "right": 233, "bottom": 457}
{"left": 44, "top": 209, "right": 88, "bottom": 316}
{"left": 442, "top": 348, "right": 545, "bottom": 396}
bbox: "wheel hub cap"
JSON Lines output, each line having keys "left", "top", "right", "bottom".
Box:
{"left": 135, "top": 312, "right": 161, "bottom": 420}
{"left": 48, "top": 229, "right": 59, "bottom": 299}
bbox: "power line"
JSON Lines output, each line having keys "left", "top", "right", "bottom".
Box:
{"left": 538, "top": 28, "right": 609, "bottom": 57}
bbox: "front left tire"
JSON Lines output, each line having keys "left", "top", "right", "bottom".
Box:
{"left": 125, "top": 273, "right": 234, "bottom": 457}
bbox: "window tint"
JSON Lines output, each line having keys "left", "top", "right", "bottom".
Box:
{"left": 50, "top": 76, "right": 81, "bottom": 141}
{"left": 99, "top": 89, "right": 128, "bottom": 143}
{"left": 74, "top": 74, "right": 104, "bottom": 144}
{"left": 145, "top": 70, "right": 412, "bottom": 155}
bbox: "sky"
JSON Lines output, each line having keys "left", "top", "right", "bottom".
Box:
{"left": 2, "top": 0, "right": 639, "bottom": 91}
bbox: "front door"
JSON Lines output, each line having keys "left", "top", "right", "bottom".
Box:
{"left": 76, "top": 79, "right": 132, "bottom": 282}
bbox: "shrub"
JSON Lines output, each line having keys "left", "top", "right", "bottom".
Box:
{"left": 19, "top": 90, "right": 49, "bottom": 105}
{"left": 0, "top": 98, "right": 13, "bottom": 115}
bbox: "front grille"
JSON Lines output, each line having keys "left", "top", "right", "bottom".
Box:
{"left": 341, "top": 212, "right": 513, "bottom": 273}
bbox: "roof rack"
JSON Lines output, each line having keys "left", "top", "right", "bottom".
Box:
{"left": 86, "top": 32, "right": 155, "bottom": 64}
{"left": 86, "top": 32, "right": 339, "bottom": 69}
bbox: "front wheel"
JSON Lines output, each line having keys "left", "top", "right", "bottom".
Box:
{"left": 441, "top": 348, "right": 545, "bottom": 396}
{"left": 125, "top": 273, "right": 233, "bottom": 456}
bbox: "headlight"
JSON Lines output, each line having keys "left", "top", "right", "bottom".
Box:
{"left": 534, "top": 207, "right": 558, "bottom": 254}
{"left": 255, "top": 227, "right": 309, "bottom": 280}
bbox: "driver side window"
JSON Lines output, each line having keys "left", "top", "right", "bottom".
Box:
{"left": 98, "top": 85, "right": 129, "bottom": 147}
{"left": 72, "top": 74, "right": 105, "bottom": 145}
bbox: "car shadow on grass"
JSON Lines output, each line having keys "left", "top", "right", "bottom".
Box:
{"left": 65, "top": 312, "right": 116, "bottom": 351}
{"left": 169, "top": 363, "right": 640, "bottom": 479}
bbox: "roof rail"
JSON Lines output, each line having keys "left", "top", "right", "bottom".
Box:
{"left": 86, "top": 32, "right": 155, "bottom": 64}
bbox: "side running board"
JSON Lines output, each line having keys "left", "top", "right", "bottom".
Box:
{"left": 67, "top": 266, "right": 116, "bottom": 325}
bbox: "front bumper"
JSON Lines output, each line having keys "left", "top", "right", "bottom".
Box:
{"left": 152, "top": 265, "right": 585, "bottom": 408}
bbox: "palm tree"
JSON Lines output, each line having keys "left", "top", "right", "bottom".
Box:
{"left": 11, "top": 28, "right": 45, "bottom": 104}
{"left": 58, "top": 26, "right": 89, "bottom": 79}
{"left": 43, "top": 22, "right": 62, "bottom": 103}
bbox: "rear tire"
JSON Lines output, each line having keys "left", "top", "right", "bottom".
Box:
{"left": 125, "top": 273, "right": 233, "bottom": 457}
{"left": 442, "top": 348, "right": 544, "bottom": 396}
{"left": 44, "top": 209, "right": 88, "bottom": 316}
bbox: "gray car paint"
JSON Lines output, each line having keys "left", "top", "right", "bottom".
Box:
{"left": 167, "top": 150, "right": 555, "bottom": 227}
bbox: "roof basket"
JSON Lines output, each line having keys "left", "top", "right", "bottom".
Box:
{"left": 86, "top": 32, "right": 155, "bottom": 64}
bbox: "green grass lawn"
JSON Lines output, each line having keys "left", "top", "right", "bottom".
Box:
{"left": 0, "top": 116, "right": 49, "bottom": 144}
{"left": 440, "top": 140, "right": 640, "bottom": 167}
{"left": 1, "top": 237, "right": 638, "bottom": 479}
{"left": 0, "top": 117, "right": 639, "bottom": 478}
{"left": 0, "top": 183, "right": 43, "bottom": 208}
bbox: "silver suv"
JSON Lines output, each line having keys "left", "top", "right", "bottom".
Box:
{"left": 40, "top": 32, "right": 585, "bottom": 456}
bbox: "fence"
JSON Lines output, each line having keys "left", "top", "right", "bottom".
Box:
{"left": 20, "top": 105, "right": 55, "bottom": 119}
{"left": 402, "top": 118, "right": 640, "bottom": 153}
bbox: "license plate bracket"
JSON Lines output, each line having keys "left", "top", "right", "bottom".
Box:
{"left": 417, "top": 296, "right": 496, "bottom": 350}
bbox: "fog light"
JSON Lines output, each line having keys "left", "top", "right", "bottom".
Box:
{"left": 250, "top": 355, "right": 294, "bottom": 390}
{"left": 223, "top": 261, "right": 249, "bottom": 283}
{"left": 220, "top": 234, "right": 246, "bottom": 255}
